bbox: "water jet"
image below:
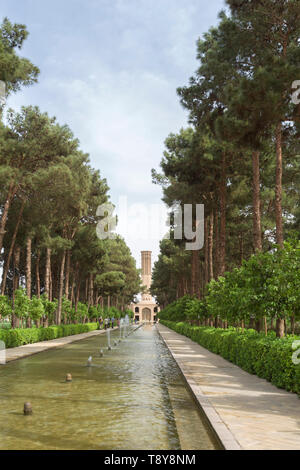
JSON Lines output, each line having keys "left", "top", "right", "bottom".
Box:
{"left": 87, "top": 356, "right": 92, "bottom": 367}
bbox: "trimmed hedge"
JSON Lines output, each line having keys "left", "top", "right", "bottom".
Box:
{"left": 161, "top": 320, "right": 300, "bottom": 396}
{"left": 0, "top": 323, "right": 98, "bottom": 348}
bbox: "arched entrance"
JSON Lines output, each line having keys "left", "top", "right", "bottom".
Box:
{"left": 142, "top": 308, "right": 151, "bottom": 322}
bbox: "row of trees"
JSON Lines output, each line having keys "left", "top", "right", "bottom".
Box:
{"left": 159, "top": 241, "right": 300, "bottom": 337}
{"left": 0, "top": 289, "right": 133, "bottom": 328}
{"left": 152, "top": 0, "right": 300, "bottom": 337}
{"left": 0, "top": 18, "right": 141, "bottom": 328}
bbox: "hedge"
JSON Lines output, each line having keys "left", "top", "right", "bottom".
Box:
{"left": 160, "top": 320, "right": 300, "bottom": 396}
{"left": 0, "top": 323, "right": 98, "bottom": 349}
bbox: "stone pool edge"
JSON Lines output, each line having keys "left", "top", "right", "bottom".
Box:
{"left": 156, "top": 323, "right": 242, "bottom": 451}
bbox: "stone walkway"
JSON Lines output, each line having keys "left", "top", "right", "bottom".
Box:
{"left": 157, "top": 324, "right": 300, "bottom": 450}
{"left": 3, "top": 328, "right": 115, "bottom": 363}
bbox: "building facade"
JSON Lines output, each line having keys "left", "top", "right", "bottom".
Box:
{"left": 130, "top": 251, "right": 160, "bottom": 323}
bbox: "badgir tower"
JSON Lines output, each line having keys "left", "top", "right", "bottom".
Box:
{"left": 130, "top": 251, "right": 160, "bottom": 323}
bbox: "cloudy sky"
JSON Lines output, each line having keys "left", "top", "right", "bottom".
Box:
{"left": 2, "top": 0, "right": 225, "bottom": 269}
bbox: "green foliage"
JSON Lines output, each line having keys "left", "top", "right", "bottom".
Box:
{"left": 161, "top": 320, "right": 300, "bottom": 395}
{"left": 0, "top": 17, "right": 40, "bottom": 96}
{"left": 14, "top": 288, "right": 30, "bottom": 319}
{"left": 151, "top": 239, "right": 192, "bottom": 306}
{"left": 159, "top": 295, "right": 191, "bottom": 322}
{"left": 124, "top": 308, "right": 134, "bottom": 319}
{"left": 0, "top": 295, "right": 12, "bottom": 317}
{"left": 106, "top": 306, "right": 119, "bottom": 319}
{"left": 207, "top": 241, "right": 300, "bottom": 324}
{"left": 95, "top": 271, "right": 125, "bottom": 297}
{"left": 0, "top": 322, "right": 98, "bottom": 348}
{"left": 88, "top": 306, "right": 98, "bottom": 321}
{"left": 159, "top": 242, "right": 300, "bottom": 327}
{"left": 76, "top": 302, "right": 88, "bottom": 322}
{"left": 29, "top": 296, "right": 45, "bottom": 322}
{"left": 40, "top": 295, "right": 57, "bottom": 324}
{"left": 61, "top": 297, "right": 72, "bottom": 324}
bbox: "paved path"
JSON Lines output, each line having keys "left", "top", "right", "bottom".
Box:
{"left": 157, "top": 324, "right": 300, "bottom": 450}
{"left": 3, "top": 328, "right": 117, "bottom": 363}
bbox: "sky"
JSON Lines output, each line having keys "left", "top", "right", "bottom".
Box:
{"left": 2, "top": 0, "right": 225, "bottom": 270}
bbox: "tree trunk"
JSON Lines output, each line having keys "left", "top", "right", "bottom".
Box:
{"left": 85, "top": 278, "right": 88, "bottom": 303}
{"left": 72, "top": 263, "right": 79, "bottom": 307}
{"left": 284, "top": 318, "right": 287, "bottom": 336}
{"left": 45, "top": 248, "right": 51, "bottom": 300}
{"left": 49, "top": 263, "right": 53, "bottom": 302}
{"left": 70, "top": 271, "right": 76, "bottom": 307}
{"left": 26, "top": 237, "right": 32, "bottom": 328}
{"left": 90, "top": 274, "right": 94, "bottom": 307}
{"left": 26, "top": 237, "right": 32, "bottom": 298}
{"left": 204, "top": 217, "right": 209, "bottom": 286}
{"left": 255, "top": 318, "right": 261, "bottom": 333}
{"left": 1, "top": 199, "right": 25, "bottom": 295}
{"left": 264, "top": 316, "right": 268, "bottom": 336}
{"left": 56, "top": 250, "right": 66, "bottom": 325}
{"left": 275, "top": 123, "right": 284, "bottom": 248}
{"left": 12, "top": 246, "right": 21, "bottom": 329}
{"left": 239, "top": 233, "right": 244, "bottom": 266}
{"left": 276, "top": 318, "right": 285, "bottom": 338}
{"left": 215, "top": 208, "right": 219, "bottom": 279}
{"left": 94, "top": 286, "right": 98, "bottom": 306}
{"left": 191, "top": 250, "right": 198, "bottom": 296}
{"left": 208, "top": 210, "right": 214, "bottom": 282}
{"left": 219, "top": 152, "right": 227, "bottom": 276}
{"left": 0, "top": 182, "right": 17, "bottom": 254}
{"left": 36, "top": 249, "right": 41, "bottom": 298}
{"left": 75, "top": 277, "right": 81, "bottom": 313}
{"left": 291, "top": 315, "right": 295, "bottom": 335}
{"left": 13, "top": 247, "right": 21, "bottom": 289}
{"left": 64, "top": 250, "right": 71, "bottom": 300}
{"left": 0, "top": 252, "right": 8, "bottom": 297}
{"left": 252, "top": 150, "right": 262, "bottom": 252}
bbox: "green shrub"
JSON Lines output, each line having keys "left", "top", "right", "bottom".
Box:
{"left": 0, "top": 322, "right": 98, "bottom": 348}
{"left": 161, "top": 320, "right": 300, "bottom": 396}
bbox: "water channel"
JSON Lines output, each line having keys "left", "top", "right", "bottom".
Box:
{"left": 0, "top": 325, "right": 218, "bottom": 450}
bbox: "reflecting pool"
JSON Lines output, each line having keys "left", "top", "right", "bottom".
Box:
{"left": 0, "top": 325, "right": 218, "bottom": 450}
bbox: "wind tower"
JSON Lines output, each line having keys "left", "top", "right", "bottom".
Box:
{"left": 129, "top": 251, "right": 160, "bottom": 323}
{"left": 141, "top": 251, "right": 152, "bottom": 301}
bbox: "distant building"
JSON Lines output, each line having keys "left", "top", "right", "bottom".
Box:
{"left": 129, "top": 251, "right": 160, "bottom": 323}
